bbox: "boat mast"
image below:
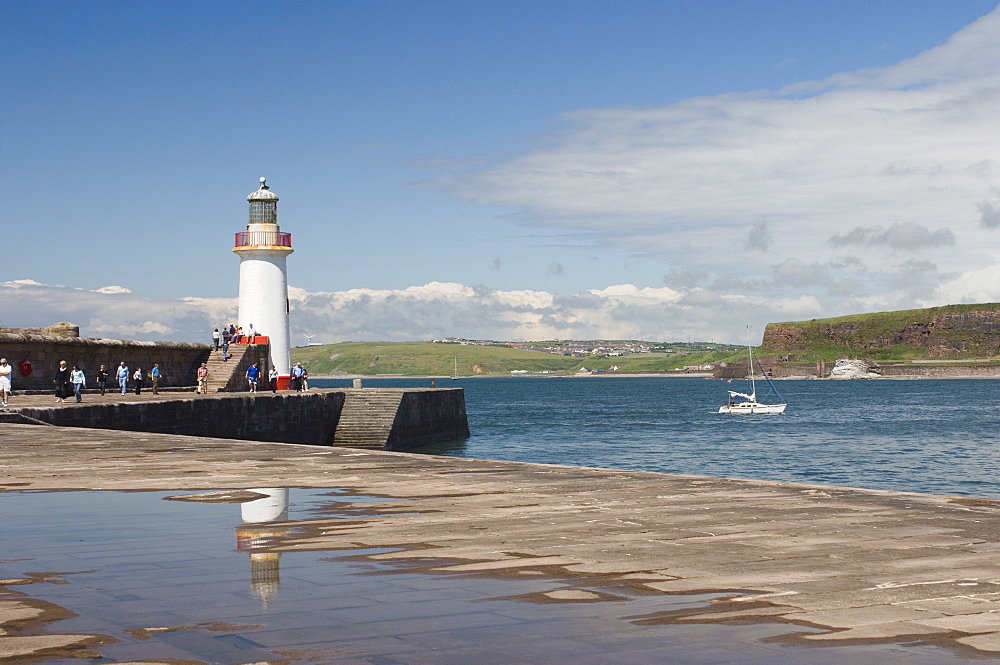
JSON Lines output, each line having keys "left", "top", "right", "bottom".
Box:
{"left": 746, "top": 325, "right": 756, "bottom": 400}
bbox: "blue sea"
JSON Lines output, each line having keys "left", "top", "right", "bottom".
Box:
{"left": 313, "top": 376, "right": 1000, "bottom": 499}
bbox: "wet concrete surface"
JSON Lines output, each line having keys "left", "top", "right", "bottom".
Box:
{"left": 3, "top": 423, "right": 1000, "bottom": 662}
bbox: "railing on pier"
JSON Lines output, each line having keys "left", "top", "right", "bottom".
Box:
{"left": 234, "top": 231, "right": 292, "bottom": 248}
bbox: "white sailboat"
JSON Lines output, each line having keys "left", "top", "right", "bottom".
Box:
{"left": 719, "top": 327, "right": 786, "bottom": 414}
{"left": 451, "top": 356, "right": 458, "bottom": 380}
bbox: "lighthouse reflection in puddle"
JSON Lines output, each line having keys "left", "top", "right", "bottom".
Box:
{"left": 235, "top": 488, "right": 290, "bottom": 606}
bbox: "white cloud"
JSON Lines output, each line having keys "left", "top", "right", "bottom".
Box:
{"left": 430, "top": 8, "right": 1000, "bottom": 320}
{"left": 0, "top": 279, "right": 233, "bottom": 343}
{"left": 92, "top": 285, "right": 133, "bottom": 294}
{"left": 88, "top": 320, "right": 173, "bottom": 336}
{"left": 925, "top": 264, "right": 1000, "bottom": 306}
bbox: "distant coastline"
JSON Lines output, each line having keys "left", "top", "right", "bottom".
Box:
{"left": 311, "top": 371, "right": 713, "bottom": 380}
{"left": 309, "top": 369, "right": 1000, "bottom": 381}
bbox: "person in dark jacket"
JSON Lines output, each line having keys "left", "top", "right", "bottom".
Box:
{"left": 95, "top": 365, "right": 109, "bottom": 396}
{"left": 53, "top": 360, "right": 72, "bottom": 402}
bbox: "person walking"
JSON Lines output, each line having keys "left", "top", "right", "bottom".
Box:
{"left": 291, "top": 363, "right": 305, "bottom": 391}
{"left": 212, "top": 328, "right": 220, "bottom": 351}
{"left": 0, "top": 358, "right": 12, "bottom": 407}
{"left": 133, "top": 367, "right": 145, "bottom": 395}
{"left": 221, "top": 339, "right": 229, "bottom": 361}
{"left": 268, "top": 366, "right": 278, "bottom": 393}
{"left": 150, "top": 364, "right": 161, "bottom": 394}
{"left": 95, "top": 365, "right": 109, "bottom": 396}
{"left": 116, "top": 361, "right": 129, "bottom": 395}
{"left": 70, "top": 365, "right": 86, "bottom": 402}
{"left": 196, "top": 363, "right": 209, "bottom": 394}
{"left": 246, "top": 362, "right": 260, "bottom": 393}
{"left": 222, "top": 326, "right": 231, "bottom": 347}
{"left": 54, "top": 360, "right": 72, "bottom": 402}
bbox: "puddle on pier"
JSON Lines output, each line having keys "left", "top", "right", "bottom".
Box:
{"left": 0, "top": 488, "right": 974, "bottom": 665}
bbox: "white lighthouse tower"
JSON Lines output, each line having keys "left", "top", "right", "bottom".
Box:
{"left": 234, "top": 177, "right": 293, "bottom": 384}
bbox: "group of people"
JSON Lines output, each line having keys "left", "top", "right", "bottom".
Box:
{"left": 50, "top": 361, "right": 163, "bottom": 402}
{"left": 52, "top": 360, "right": 86, "bottom": 402}
{"left": 241, "top": 362, "right": 306, "bottom": 394}
{"left": 214, "top": 323, "right": 260, "bottom": 349}
{"left": 198, "top": 360, "right": 274, "bottom": 394}
{"left": 212, "top": 324, "right": 263, "bottom": 363}
{"left": 0, "top": 359, "right": 167, "bottom": 407}
{"left": 0, "top": 353, "right": 307, "bottom": 407}
{"left": 111, "top": 361, "right": 160, "bottom": 396}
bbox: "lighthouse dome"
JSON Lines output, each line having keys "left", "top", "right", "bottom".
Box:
{"left": 247, "top": 177, "right": 279, "bottom": 202}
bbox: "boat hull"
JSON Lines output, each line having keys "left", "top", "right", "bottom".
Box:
{"left": 719, "top": 402, "right": 787, "bottom": 415}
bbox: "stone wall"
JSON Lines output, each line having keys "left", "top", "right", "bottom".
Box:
{"left": 714, "top": 361, "right": 823, "bottom": 380}
{"left": 878, "top": 364, "right": 1000, "bottom": 378}
{"left": 387, "top": 388, "right": 470, "bottom": 451}
{"left": 714, "top": 359, "right": 1000, "bottom": 380}
{"left": 0, "top": 334, "right": 210, "bottom": 391}
{"left": 17, "top": 392, "right": 342, "bottom": 445}
{"left": 15, "top": 388, "right": 470, "bottom": 450}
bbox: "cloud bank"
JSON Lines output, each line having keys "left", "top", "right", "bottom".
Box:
{"left": 1, "top": 279, "right": 826, "bottom": 345}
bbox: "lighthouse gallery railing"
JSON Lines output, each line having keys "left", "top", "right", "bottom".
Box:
{"left": 234, "top": 231, "right": 292, "bottom": 248}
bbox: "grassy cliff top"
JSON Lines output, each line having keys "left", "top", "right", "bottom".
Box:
{"left": 770, "top": 303, "right": 1000, "bottom": 328}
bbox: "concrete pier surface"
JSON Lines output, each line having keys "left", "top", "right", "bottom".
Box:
{"left": 4, "top": 423, "right": 1000, "bottom": 661}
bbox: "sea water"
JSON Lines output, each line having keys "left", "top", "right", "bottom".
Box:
{"left": 313, "top": 377, "right": 1000, "bottom": 498}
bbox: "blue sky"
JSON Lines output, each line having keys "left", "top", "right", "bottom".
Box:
{"left": 4, "top": 1, "right": 1000, "bottom": 344}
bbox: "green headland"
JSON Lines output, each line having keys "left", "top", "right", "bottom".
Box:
{"left": 761, "top": 302, "right": 1000, "bottom": 363}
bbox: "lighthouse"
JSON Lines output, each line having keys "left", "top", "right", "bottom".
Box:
{"left": 234, "top": 177, "right": 293, "bottom": 384}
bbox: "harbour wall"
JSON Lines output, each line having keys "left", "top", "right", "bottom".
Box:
{"left": 12, "top": 388, "right": 469, "bottom": 451}
{"left": 877, "top": 363, "right": 1000, "bottom": 378}
{"left": 716, "top": 359, "right": 1000, "bottom": 380}
{"left": 0, "top": 333, "right": 210, "bottom": 391}
{"left": 391, "top": 387, "right": 471, "bottom": 449}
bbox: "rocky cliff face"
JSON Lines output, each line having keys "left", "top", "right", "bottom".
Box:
{"left": 762, "top": 306, "right": 1000, "bottom": 357}
{"left": 828, "top": 359, "right": 880, "bottom": 380}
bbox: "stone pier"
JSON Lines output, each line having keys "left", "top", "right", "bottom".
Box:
{"left": 4, "top": 424, "right": 1000, "bottom": 660}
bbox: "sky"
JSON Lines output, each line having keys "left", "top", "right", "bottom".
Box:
{"left": 4, "top": 0, "right": 1000, "bottom": 345}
